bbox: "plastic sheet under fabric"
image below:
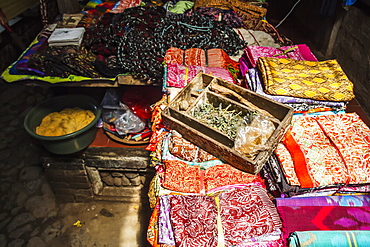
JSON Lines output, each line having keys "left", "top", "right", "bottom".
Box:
{"left": 288, "top": 230, "right": 370, "bottom": 247}
{"left": 245, "top": 68, "right": 347, "bottom": 108}
{"left": 163, "top": 63, "right": 236, "bottom": 89}
{"left": 274, "top": 113, "right": 370, "bottom": 188}
{"left": 257, "top": 57, "right": 356, "bottom": 102}
{"left": 243, "top": 44, "right": 318, "bottom": 69}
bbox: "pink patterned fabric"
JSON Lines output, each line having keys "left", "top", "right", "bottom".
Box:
{"left": 169, "top": 195, "right": 218, "bottom": 247}
{"left": 219, "top": 185, "right": 282, "bottom": 247}
{"left": 164, "top": 63, "right": 235, "bottom": 88}
{"left": 243, "top": 44, "right": 318, "bottom": 69}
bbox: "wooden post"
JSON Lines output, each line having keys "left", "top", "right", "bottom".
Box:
{"left": 57, "top": 0, "right": 81, "bottom": 14}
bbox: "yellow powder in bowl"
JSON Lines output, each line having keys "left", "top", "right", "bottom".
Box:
{"left": 36, "top": 107, "right": 95, "bottom": 136}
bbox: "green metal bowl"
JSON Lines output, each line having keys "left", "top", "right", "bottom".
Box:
{"left": 24, "top": 94, "right": 102, "bottom": 155}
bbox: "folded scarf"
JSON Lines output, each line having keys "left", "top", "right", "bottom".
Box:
{"left": 257, "top": 57, "right": 355, "bottom": 102}
{"left": 163, "top": 47, "right": 240, "bottom": 77}
{"left": 164, "top": 63, "right": 235, "bottom": 89}
{"left": 245, "top": 68, "right": 347, "bottom": 108}
{"left": 244, "top": 44, "right": 318, "bottom": 69}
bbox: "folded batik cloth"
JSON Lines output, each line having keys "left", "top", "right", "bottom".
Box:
{"left": 164, "top": 63, "right": 235, "bottom": 88}
{"left": 163, "top": 47, "right": 240, "bottom": 75}
{"left": 170, "top": 195, "right": 218, "bottom": 247}
{"left": 288, "top": 230, "right": 370, "bottom": 247}
{"left": 243, "top": 44, "right": 318, "bottom": 69}
{"left": 257, "top": 57, "right": 355, "bottom": 102}
{"left": 218, "top": 186, "right": 283, "bottom": 247}
{"left": 165, "top": 185, "right": 282, "bottom": 247}
{"left": 274, "top": 113, "right": 370, "bottom": 188}
{"left": 161, "top": 160, "right": 264, "bottom": 194}
{"left": 245, "top": 68, "right": 347, "bottom": 108}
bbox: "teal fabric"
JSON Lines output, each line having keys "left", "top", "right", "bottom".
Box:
{"left": 289, "top": 230, "right": 370, "bottom": 247}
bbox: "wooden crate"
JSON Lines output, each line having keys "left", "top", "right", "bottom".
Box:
{"left": 162, "top": 72, "right": 293, "bottom": 174}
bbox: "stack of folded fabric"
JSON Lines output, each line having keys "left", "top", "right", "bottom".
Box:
{"left": 163, "top": 47, "right": 240, "bottom": 96}
{"left": 146, "top": 129, "right": 285, "bottom": 246}
{"left": 262, "top": 112, "right": 370, "bottom": 198}
{"left": 275, "top": 195, "right": 370, "bottom": 245}
{"left": 239, "top": 45, "right": 353, "bottom": 113}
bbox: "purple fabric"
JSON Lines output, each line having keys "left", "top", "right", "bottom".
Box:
{"left": 246, "top": 68, "right": 347, "bottom": 107}
{"left": 9, "top": 37, "right": 48, "bottom": 76}
{"left": 276, "top": 195, "right": 370, "bottom": 208}
{"left": 243, "top": 44, "right": 318, "bottom": 69}
{"left": 158, "top": 195, "right": 176, "bottom": 245}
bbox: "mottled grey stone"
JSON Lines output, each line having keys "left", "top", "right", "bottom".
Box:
{"left": 7, "top": 238, "right": 24, "bottom": 247}
{"left": 9, "top": 224, "right": 32, "bottom": 239}
{"left": 19, "top": 166, "right": 43, "bottom": 181}
{"left": 111, "top": 172, "right": 123, "bottom": 178}
{"left": 7, "top": 213, "right": 35, "bottom": 233}
{"left": 30, "top": 226, "right": 40, "bottom": 237}
{"left": 124, "top": 172, "right": 139, "bottom": 179}
{"left": 0, "top": 182, "right": 10, "bottom": 192}
{"left": 0, "top": 212, "right": 8, "bottom": 222}
{"left": 0, "top": 149, "right": 11, "bottom": 161}
{"left": 113, "top": 177, "right": 122, "bottom": 186}
{"left": 25, "top": 96, "right": 36, "bottom": 105}
{"left": 0, "top": 217, "right": 11, "bottom": 231}
{"left": 26, "top": 237, "right": 45, "bottom": 247}
{"left": 10, "top": 206, "right": 22, "bottom": 216}
{"left": 40, "top": 221, "right": 63, "bottom": 244}
{"left": 0, "top": 86, "right": 26, "bottom": 103}
{"left": 140, "top": 176, "right": 146, "bottom": 185}
{"left": 24, "top": 179, "right": 42, "bottom": 195}
{"left": 0, "top": 234, "right": 6, "bottom": 247}
{"left": 130, "top": 176, "right": 141, "bottom": 186}
{"left": 8, "top": 118, "right": 20, "bottom": 127}
{"left": 24, "top": 195, "right": 56, "bottom": 219}
{"left": 41, "top": 182, "right": 55, "bottom": 198}
{"left": 27, "top": 237, "right": 46, "bottom": 247}
{"left": 16, "top": 191, "right": 29, "bottom": 206}
{"left": 0, "top": 115, "right": 14, "bottom": 124}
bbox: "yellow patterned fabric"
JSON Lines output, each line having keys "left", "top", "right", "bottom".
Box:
{"left": 257, "top": 57, "right": 355, "bottom": 102}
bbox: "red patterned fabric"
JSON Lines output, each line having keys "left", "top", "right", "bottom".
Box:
{"left": 218, "top": 186, "right": 282, "bottom": 247}
{"left": 204, "top": 164, "right": 265, "bottom": 191}
{"left": 163, "top": 47, "right": 239, "bottom": 71}
{"left": 162, "top": 160, "right": 201, "bottom": 194}
{"left": 169, "top": 195, "right": 218, "bottom": 247}
{"left": 162, "top": 160, "right": 264, "bottom": 193}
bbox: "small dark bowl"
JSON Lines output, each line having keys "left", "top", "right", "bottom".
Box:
{"left": 24, "top": 94, "right": 102, "bottom": 155}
